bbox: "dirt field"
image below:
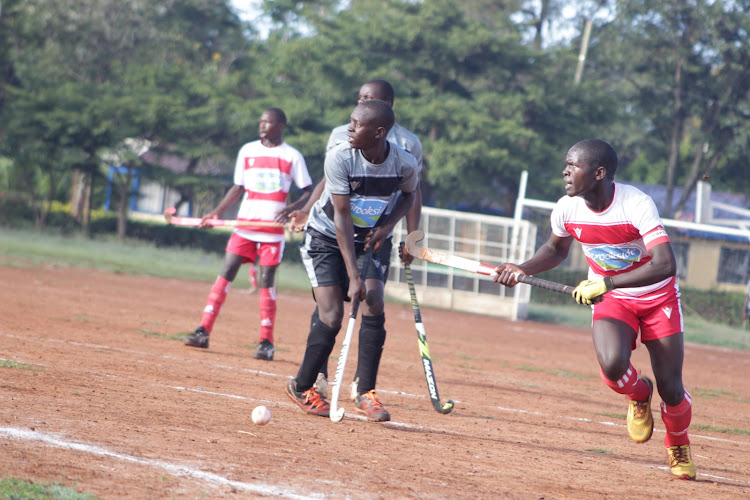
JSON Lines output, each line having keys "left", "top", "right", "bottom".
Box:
{"left": 1, "top": 259, "right": 749, "bottom": 499}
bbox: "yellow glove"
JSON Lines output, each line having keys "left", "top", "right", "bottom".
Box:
{"left": 572, "top": 277, "right": 615, "bottom": 305}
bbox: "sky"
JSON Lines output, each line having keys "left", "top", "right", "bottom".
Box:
{"left": 228, "top": 1, "right": 615, "bottom": 48}
{"left": 229, "top": 0, "right": 270, "bottom": 37}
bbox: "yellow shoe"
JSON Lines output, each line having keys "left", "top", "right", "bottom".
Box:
{"left": 667, "top": 444, "right": 696, "bottom": 480}
{"left": 627, "top": 377, "right": 654, "bottom": 443}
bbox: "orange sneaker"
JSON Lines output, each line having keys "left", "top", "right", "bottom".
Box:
{"left": 354, "top": 390, "right": 390, "bottom": 422}
{"left": 285, "top": 379, "right": 330, "bottom": 417}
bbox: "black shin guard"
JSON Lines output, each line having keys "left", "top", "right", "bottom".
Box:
{"left": 355, "top": 313, "right": 386, "bottom": 394}
{"left": 310, "top": 306, "right": 329, "bottom": 379}
{"left": 295, "top": 319, "right": 339, "bottom": 391}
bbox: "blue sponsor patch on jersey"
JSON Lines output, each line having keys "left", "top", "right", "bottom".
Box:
{"left": 251, "top": 170, "right": 283, "bottom": 193}
{"left": 350, "top": 198, "right": 388, "bottom": 228}
{"left": 587, "top": 245, "right": 642, "bottom": 271}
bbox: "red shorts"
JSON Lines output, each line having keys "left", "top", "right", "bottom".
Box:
{"left": 593, "top": 284, "right": 683, "bottom": 348}
{"left": 226, "top": 233, "right": 284, "bottom": 266}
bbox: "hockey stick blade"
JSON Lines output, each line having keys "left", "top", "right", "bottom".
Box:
{"left": 163, "top": 207, "right": 286, "bottom": 229}
{"left": 401, "top": 244, "right": 454, "bottom": 414}
{"left": 330, "top": 247, "right": 373, "bottom": 423}
{"left": 405, "top": 230, "right": 574, "bottom": 295}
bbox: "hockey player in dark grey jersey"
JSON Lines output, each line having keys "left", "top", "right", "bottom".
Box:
{"left": 285, "top": 100, "right": 418, "bottom": 421}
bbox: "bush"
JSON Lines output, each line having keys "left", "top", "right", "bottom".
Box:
{"left": 680, "top": 287, "right": 746, "bottom": 329}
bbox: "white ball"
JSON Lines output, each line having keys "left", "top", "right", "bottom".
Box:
{"left": 252, "top": 405, "right": 271, "bottom": 425}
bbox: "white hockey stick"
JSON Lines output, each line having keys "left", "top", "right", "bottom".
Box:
{"left": 330, "top": 248, "right": 373, "bottom": 422}
{"left": 404, "top": 230, "right": 575, "bottom": 295}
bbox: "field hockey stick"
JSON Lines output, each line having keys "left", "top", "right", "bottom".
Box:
{"left": 400, "top": 243, "right": 454, "bottom": 414}
{"left": 404, "top": 230, "right": 574, "bottom": 295}
{"left": 330, "top": 247, "right": 374, "bottom": 423}
{"left": 163, "top": 207, "right": 286, "bottom": 229}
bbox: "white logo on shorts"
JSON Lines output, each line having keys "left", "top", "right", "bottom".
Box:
{"left": 662, "top": 307, "right": 672, "bottom": 319}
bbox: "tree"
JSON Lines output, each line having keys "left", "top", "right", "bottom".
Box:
{"left": 1, "top": 0, "right": 257, "bottom": 235}
{"left": 593, "top": 0, "right": 750, "bottom": 217}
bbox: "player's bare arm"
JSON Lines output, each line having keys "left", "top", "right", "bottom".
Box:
{"left": 493, "top": 234, "right": 573, "bottom": 286}
{"left": 365, "top": 189, "right": 415, "bottom": 253}
{"left": 283, "top": 179, "right": 325, "bottom": 231}
{"left": 200, "top": 185, "right": 244, "bottom": 228}
{"left": 331, "top": 192, "right": 366, "bottom": 305}
{"left": 275, "top": 184, "right": 313, "bottom": 224}
{"left": 404, "top": 185, "right": 422, "bottom": 234}
{"left": 399, "top": 186, "right": 422, "bottom": 264}
{"left": 607, "top": 241, "right": 677, "bottom": 289}
{"left": 575, "top": 240, "right": 678, "bottom": 305}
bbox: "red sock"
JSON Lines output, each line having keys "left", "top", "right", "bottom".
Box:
{"left": 200, "top": 276, "right": 231, "bottom": 334}
{"left": 661, "top": 391, "right": 692, "bottom": 447}
{"left": 599, "top": 364, "right": 651, "bottom": 401}
{"left": 259, "top": 287, "right": 277, "bottom": 343}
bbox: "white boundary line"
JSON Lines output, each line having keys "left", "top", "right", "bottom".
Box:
{"left": 0, "top": 426, "right": 323, "bottom": 499}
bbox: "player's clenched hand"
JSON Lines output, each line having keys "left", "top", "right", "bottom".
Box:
{"left": 572, "top": 277, "right": 614, "bottom": 305}
{"left": 491, "top": 264, "right": 523, "bottom": 287}
{"left": 398, "top": 243, "right": 414, "bottom": 265}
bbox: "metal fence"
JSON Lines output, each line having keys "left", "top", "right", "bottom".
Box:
{"left": 385, "top": 207, "right": 537, "bottom": 320}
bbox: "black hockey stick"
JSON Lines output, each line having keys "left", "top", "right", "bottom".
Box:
{"left": 401, "top": 242, "right": 454, "bottom": 414}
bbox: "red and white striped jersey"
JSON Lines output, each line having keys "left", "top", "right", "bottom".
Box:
{"left": 232, "top": 140, "right": 312, "bottom": 243}
{"left": 551, "top": 183, "right": 673, "bottom": 298}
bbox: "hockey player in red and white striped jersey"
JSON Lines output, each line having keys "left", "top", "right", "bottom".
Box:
{"left": 493, "top": 139, "right": 695, "bottom": 480}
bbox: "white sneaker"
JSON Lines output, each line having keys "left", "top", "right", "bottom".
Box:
{"left": 313, "top": 372, "right": 328, "bottom": 400}
{"left": 349, "top": 377, "right": 359, "bottom": 401}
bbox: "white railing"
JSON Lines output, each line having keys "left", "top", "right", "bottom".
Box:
{"left": 386, "top": 206, "right": 537, "bottom": 320}
{"left": 514, "top": 171, "right": 750, "bottom": 243}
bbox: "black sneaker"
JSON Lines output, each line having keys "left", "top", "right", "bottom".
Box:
{"left": 184, "top": 326, "right": 209, "bottom": 348}
{"left": 253, "top": 339, "right": 274, "bottom": 360}
{"left": 285, "top": 378, "right": 330, "bottom": 417}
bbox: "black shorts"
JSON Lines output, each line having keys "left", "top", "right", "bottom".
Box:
{"left": 300, "top": 229, "right": 388, "bottom": 291}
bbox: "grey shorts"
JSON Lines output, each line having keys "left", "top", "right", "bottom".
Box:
{"left": 300, "top": 229, "right": 388, "bottom": 290}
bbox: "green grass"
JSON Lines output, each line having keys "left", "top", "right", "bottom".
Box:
{"left": 0, "top": 477, "right": 96, "bottom": 500}
{"left": 596, "top": 411, "right": 626, "bottom": 420}
{"left": 690, "top": 387, "right": 742, "bottom": 400}
{"left": 514, "top": 365, "right": 596, "bottom": 379}
{"left": 0, "top": 360, "right": 42, "bottom": 371}
{"left": 0, "top": 228, "right": 311, "bottom": 292}
{"left": 691, "top": 423, "right": 750, "bottom": 436}
{"left": 585, "top": 448, "right": 612, "bottom": 454}
{"left": 138, "top": 329, "right": 186, "bottom": 341}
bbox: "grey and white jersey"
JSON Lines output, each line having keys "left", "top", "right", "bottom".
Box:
{"left": 326, "top": 122, "right": 423, "bottom": 171}
{"left": 307, "top": 142, "right": 419, "bottom": 243}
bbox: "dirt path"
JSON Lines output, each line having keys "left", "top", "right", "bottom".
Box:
{"left": 1, "top": 260, "right": 748, "bottom": 498}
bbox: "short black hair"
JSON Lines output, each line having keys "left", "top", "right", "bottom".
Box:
{"left": 365, "top": 79, "right": 395, "bottom": 103}
{"left": 573, "top": 139, "right": 618, "bottom": 179}
{"left": 359, "top": 99, "right": 395, "bottom": 132}
{"left": 264, "top": 107, "right": 287, "bottom": 125}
